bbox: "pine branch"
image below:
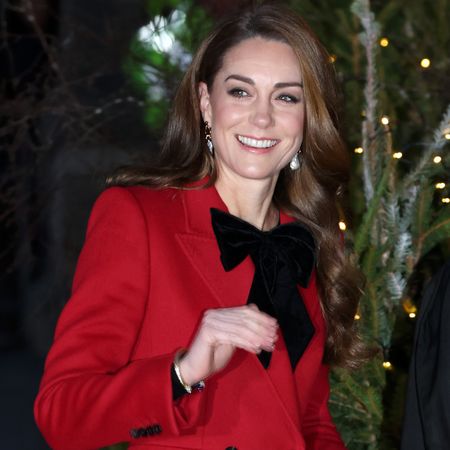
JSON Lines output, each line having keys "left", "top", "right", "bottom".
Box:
{"left": 354, "top": 157, "right": 393, "bottom": 254}
{"left": 351, "top": 0, "right": 381, "bottom": 206}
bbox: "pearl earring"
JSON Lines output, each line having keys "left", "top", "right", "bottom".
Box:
{"left": 289, "top": 150, "right": 302, "bottom": 170}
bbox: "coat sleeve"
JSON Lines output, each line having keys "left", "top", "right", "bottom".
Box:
{"left": 302, "top": 363, "right": 347, "bottom": 450}
{"left": 34, "top": 187, "right": 205, "bottom": 450}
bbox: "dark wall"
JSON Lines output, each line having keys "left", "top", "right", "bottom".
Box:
{"left": 0, "top": 1, "right": 157, "bottom": 448}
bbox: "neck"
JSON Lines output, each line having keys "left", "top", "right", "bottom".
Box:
{"left": 214, "top": 173, "right": 279, "bottom": 231}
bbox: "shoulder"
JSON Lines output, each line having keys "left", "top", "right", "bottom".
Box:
{"left": 89, "top": 185, "right": 188, "bottom": 234}
{"left": 96, "top": 185, "right": 182, "bottom": 207}
{"left": 94, "top": 185, "right": 185, "bottom": 215}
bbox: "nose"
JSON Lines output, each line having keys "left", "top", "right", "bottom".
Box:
{"left": 249, "top": 97, "right": 274, "bottom": 129}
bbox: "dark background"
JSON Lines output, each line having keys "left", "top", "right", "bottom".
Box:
{"left": 1, "top": 0, "right": 154, "bottom": 447}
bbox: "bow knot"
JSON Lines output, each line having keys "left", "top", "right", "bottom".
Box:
{"left": 210, "top": 208, "right": 316, "bottom": 370}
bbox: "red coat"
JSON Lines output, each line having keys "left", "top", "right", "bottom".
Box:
{"left": 34, "top": 183, "right": 346, "bottom": 450}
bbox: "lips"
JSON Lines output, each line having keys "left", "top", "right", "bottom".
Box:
{"left": 237, "top": 135, "right": 279, "bottom": 149}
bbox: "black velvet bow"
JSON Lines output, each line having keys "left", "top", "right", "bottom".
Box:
{"left": 210, "top": 208, "right": 316, "bottom": 370}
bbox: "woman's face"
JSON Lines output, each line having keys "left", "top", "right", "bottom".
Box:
{"left": 199, "top": 37, "right": 305, "bottom": 186}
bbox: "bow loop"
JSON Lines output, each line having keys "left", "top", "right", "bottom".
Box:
{"left": 210, "top": 208, "right": 316, "bottom": 370}
{"left": 211, "top": 209, "right": 263, "bottom": 271}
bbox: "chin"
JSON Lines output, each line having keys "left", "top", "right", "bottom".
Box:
{"left": 235, "top": 168, "right": 281, "bottom": 182}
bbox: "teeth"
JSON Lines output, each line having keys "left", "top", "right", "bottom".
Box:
{"left": 237, "top": 135, "right": 278, "bottom": 149}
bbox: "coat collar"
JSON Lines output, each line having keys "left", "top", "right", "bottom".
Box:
{"left": 177, "top": 180, "right": 253, "bottom": 310}
{"left": 177, "top": 177, "right": 299, "bottom": 312}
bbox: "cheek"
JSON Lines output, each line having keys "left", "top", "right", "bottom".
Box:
{"left": 286, "top": 109, "right": 305, "bottom": 135}
{"left": 211, "top": 103, "right": 245, "bottom": 130}
{"left": 283, "top": 111, "right": 305, "bottom": 153}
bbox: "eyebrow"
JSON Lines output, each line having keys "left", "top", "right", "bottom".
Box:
{"left": 224, "top": 74, "right": 303, "bottom": 89}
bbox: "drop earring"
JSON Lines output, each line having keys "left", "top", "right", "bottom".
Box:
{"left": 289, "top": 150, "right": 302, "bottom": 170}
{"left": 204, "top": 121, "right": 214, "bottom": 155}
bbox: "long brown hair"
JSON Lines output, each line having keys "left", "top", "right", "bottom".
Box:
{"left": 108, "top": 2, "right": 367, "bottom": 368}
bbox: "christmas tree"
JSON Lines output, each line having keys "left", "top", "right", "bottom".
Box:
{"left": 323, "top": 1, "right": 450, "bottom": 448}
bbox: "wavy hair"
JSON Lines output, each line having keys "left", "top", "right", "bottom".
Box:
{"left": 108, "top": 2, "right": 368, "bottom": 368}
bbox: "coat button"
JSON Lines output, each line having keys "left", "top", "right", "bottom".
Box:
{"left": 129, "top": 428, "right": 140, "bottom": 439}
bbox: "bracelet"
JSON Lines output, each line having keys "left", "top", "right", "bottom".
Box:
{"left": 173, "top": 349, "right": 205, "bottom": 394}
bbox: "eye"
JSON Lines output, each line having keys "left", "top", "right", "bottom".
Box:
{"left": 277, "top": 93, "right": 299, "bottom": 104}
{"left": 227, "top": 88, "right": 249, "bottom": 98}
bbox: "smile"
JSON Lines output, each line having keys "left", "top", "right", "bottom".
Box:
{"left": 237, "top": 135, "right": 279, "bottom": 149}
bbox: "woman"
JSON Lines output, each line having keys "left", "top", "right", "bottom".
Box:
{"left": 35, "top": 3, "right": 365, "bottom": 449}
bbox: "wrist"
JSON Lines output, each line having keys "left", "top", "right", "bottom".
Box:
{"left": 174, "top": 349, "right": 205, "bottom": 393}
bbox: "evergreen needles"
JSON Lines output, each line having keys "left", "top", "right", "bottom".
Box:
{"left": 329, "top": 1, "right": 450, "bottom": 449}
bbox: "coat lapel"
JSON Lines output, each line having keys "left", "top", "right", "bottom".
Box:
{"left": 176, "top": 183, "right": 303, "bottom": 433}
{"left": 176, "top": 182, "right": 254, "bottom": 309}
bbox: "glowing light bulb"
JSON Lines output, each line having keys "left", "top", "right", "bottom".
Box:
{"left": 379, "top": 37, "right": 389, "bottom": 47}
{"left": 354, "top": 147, "right": 364, "bottom": 154}
{"left": 381, "top": 116, "right": 390, "bottom": 125}
{"left": 436, "top": 182, "right": 446, "bottom": 189}
{"left": 354, "top": 314, "right": 361, "bottom": 320}
{"left": 329, "top": 54, "right": 337, "bottom": 63}
{"left": 393, "top": 152, "right": 403, "bottom": 159}
{"left": 383, "top": 361, "right": 392, "bottom": 369}
{"left": 409, "top": 312, "right": 416, "bottom": 319}
{"left": 442, "top": 198, "right": 450, "bottom": 204}
{"left": 339, "top": 221, "right": 347, "bottom": 231}
{"left": 445, "top": 133, "right": 450, "bottom": 140}
{"left": 433, "top": 156, "right": 442, "bottom": 164}
{"left": 420, "top": 58, "right": 431, "bottom": 68}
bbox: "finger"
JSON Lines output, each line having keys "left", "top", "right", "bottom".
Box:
{"left": 200, "top": 313, "right": 278, "bottom": 351}
{"left": 246, "top": 304, "right": 278, "bottom": 327}
{"left": 210, "top": 328, "right": 271, "bottom": 353}
{"left": 215, "top": 308, "right": 278, "bottom": 339}
{"left": 202, "top": 309, "right": 276, "bottom": 340}
{"left": 210, "top": 306, "right": 278, "bottom": 333}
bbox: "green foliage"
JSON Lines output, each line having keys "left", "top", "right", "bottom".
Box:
{"left": 102, "top": 443, "right": 127, "bottom": 450}
{"left": 325, "top": 1, "right": 450, "bottom": 448}
{"left": 330, "top": 359, "right": 384, "bottom": 449}
{"left": 124, "top": 0, "right": 213, "bottom": 131}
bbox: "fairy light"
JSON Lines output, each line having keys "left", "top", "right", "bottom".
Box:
{"left": 381, "top": 116, "right": 390, "bottom": 125}
{"left": 445, "top": 133, "right": 450, "bottom": 140}
{"left": 354, "top": 313, "right": 361, "bottom": 320}
{"left": 329, "top": 54, "right": 337, "bottom": 63}
{"left": 420, "top": 58, "right": 431, "bottom": 68}
{"left": 403, "top": 297, "right": 418, "bottom": 320}
{"left": 435, "top": 182, "right": 446, "bottom": 189}
{"left": 354, "top": 147, "right": 364, "bottom": 154}
{"left": 393, "top": 152, "right": 403, "bottom": 159}
{"left": 338, "top": 221, "right": 347, "bottom": 231}
{"left": 433, "top": 156, "right": 442, "bottom": 164}
{"left": 383, "top": 361, "right": 392, "bottom": 370}
{"left": 442, "top": 198, "right": 450, "bottom": 204}
{"left": 379, "top": 37, "right": 389, "bottom": 47}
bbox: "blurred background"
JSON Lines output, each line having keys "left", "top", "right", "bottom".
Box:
{"left": 1, "top": 0, "right": 449, "bottom": 449}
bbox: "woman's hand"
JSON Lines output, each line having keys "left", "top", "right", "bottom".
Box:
{"left": 178, "top": 304, "right": 278, "bottom": 386}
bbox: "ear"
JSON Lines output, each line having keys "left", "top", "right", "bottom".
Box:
{"left": 198, "top": 81, "right": 212, "bottom": 123}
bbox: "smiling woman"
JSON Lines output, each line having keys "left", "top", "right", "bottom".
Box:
{"left": 35, "top": 3, "right": 367, "bottom": 450}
